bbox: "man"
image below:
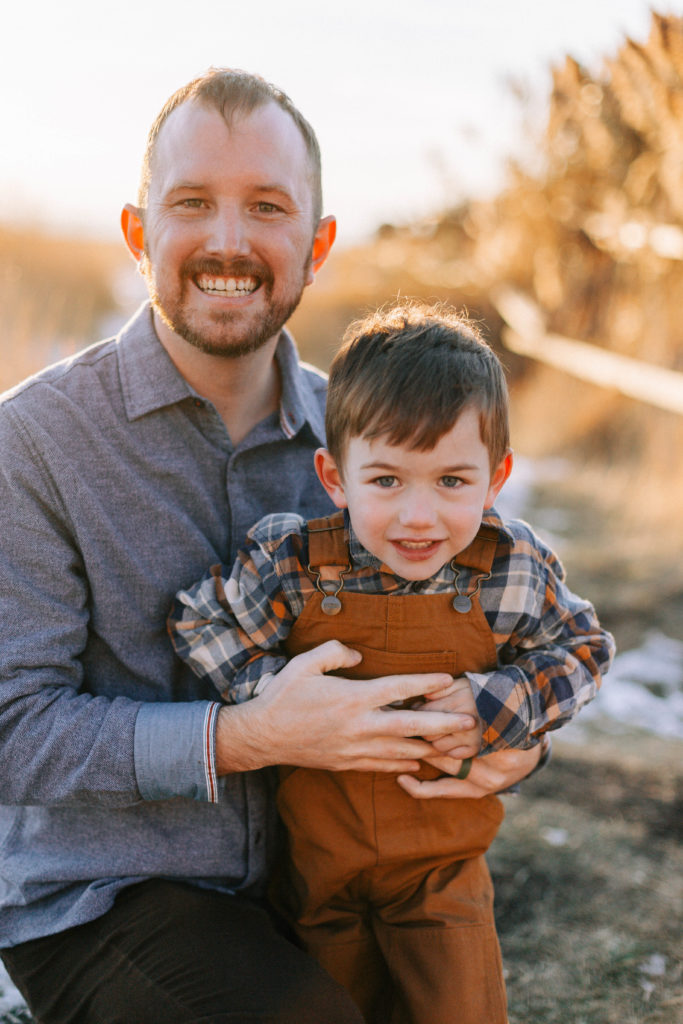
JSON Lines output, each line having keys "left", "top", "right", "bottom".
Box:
{"left": 0, "top": 70, "right": 541, "bottom": 1022}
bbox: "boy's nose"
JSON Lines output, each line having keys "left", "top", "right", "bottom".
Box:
{"left": 397, "top": 492, "right": 438, "bottom": 529}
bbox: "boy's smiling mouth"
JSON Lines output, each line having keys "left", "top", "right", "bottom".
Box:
{"left": 391, "top": 539, "right": 443, "bottom": 556}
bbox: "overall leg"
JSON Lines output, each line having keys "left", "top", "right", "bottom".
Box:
{"left": 294, "top": 899, "right": 393, "bottom": 1024}
{"left": 373, "top": 856, "right": 507, "bottom": 1024}
{"left": 1, "top": 880, "right": 364, "bottom": 1024}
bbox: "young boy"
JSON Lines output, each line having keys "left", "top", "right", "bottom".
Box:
{"left": 170, "top": 301, "right": 614, "bottom": 1024}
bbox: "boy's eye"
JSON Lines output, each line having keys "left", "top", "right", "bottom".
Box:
{"left": 373, "top": 476, "right": 397, "bottom": 488}
{"left": 440, "top": 475, "right": 462, "bottom": 488}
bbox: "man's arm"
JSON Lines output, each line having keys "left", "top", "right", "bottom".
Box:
{"left": 0, "top": 409, "right": 213, "bottom": 807}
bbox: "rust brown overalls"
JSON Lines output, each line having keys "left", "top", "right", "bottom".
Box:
{"left": 277, "top": 512, "right": 507, "bottom": 1024}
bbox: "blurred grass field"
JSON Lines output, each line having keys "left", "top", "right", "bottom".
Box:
{"left": 492, "top": 733, "right": 682, "bottom": 1024}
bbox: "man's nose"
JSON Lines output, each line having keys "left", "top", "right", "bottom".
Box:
{"left": 205, "top": 207, "right": 250, "bottom": 257}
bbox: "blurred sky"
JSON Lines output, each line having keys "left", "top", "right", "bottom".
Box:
{"left": 0, "top": 0, "right": 676, "bottom": 247}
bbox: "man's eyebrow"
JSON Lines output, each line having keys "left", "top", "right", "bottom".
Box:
{"left": 252, "top": 183, "right": 299, "bottom": 202}
{"left": 163, "top": 181, "right": 208, "bottom": 194}
{"left": 163, "top": 181, "right": 299, "bottom": 203}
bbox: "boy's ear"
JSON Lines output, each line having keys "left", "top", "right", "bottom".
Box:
{"left": 121, "top": 204, "right": 145, "bottom": 262}
{"left": 314, "top": 447, "right": 348, "bottom": 508}
{"left": 485, "top": 449, "right": 513, "bottom": 509}
{"left": 305, "top": 215, "right": 336, "bottom": 285}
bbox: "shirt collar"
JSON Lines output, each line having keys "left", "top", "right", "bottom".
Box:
{"left": 275, "top": 329, "right": 326, "bottom": 445}
{"left": 118, "top": 304, "right": 194, "bottom": 421}
{"left": 117, "top": 302, "right": 326, "bottom": 444}
{"left": 347, "top": 506, "right": 515, "bottom": 575}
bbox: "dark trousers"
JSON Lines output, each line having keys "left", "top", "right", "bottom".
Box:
{"left": 1, "top": 880, "right": 364, "bottom": 1024}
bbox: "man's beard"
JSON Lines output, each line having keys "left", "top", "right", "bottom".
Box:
{"left": 143, "top": 255, "right": 310, "bottom": 358}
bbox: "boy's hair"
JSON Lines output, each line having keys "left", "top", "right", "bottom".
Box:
{"left": 138, "top": 67, "right": 323, "bottom": 227}
{"left": 325, "top": 300, "right": 510, "bottom": 472}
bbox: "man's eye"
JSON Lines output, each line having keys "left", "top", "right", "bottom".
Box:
{"left": 373, "top": 476, "right": 397, "bottom": 488}
{"left": 440, "top": 475, "right": 462, "bottom": 488}
{"left": 179, "top": 198, "right": 205, "bottom": 208}
{"left": 256, "top": 202, "right": 281, "bottom": 213}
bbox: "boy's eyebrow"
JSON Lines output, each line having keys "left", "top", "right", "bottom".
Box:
{"left": 360, "top": 460, "right": 401, "bottom": 471}
{"left": 360, "top": 460, "right": 481, "bottom": 472}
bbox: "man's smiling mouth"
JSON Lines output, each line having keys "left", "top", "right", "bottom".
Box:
{"left": 195, "top": 274, "right": 259, "bottom": 295}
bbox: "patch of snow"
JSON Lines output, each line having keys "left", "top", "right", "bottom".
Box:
{"left": 639, "top": 954, "right": 668, "bottom": 977}
{"left": 541, "top": 827, "right": 569, "bottom": 846}
{"left": 0, "top": 964, "right": 28, "bottom": 1016}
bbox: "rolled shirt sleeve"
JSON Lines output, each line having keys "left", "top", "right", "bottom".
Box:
{"left": 134, "top": 701, "right": 221, "bottom": 803}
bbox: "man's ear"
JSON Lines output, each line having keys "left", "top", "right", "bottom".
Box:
{"left": 306, "top": 215, "right": 336, "bottom": 285}
{"left": 314, "top": 447, "right": 347, "bottom": 508}
{"left": 485, "top": 449, "right": 514, "bottom": 509}
{"left": 121, "top": 204, "right": 145, "bottom": 262}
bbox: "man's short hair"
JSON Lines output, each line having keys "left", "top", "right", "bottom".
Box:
{"left": 325, "top": 300, "right": 510, "bottom": 473}
{"left": 138, "top": 67, "right": 323, "bottom": 226}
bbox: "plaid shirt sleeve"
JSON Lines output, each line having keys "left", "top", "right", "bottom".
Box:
{"left": 168, "top": 513, "right": 309, "bottom": 703}
{"left": 470, "top": 518, "right": 615, "bottom": 752}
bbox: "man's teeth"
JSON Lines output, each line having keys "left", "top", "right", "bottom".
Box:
{"left": 197, "top": 275, "right": 257, "bottom": 294}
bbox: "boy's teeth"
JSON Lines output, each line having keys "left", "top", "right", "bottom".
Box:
{"left": 399, "top": 540, "right": 434, "bottom": 549}
{"left": 197, "top": 275, "right": 257, "bottom": 294}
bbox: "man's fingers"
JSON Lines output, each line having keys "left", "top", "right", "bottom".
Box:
{"left": 378, "top": 708, "right": 476, "bottom": 738}
{"left": 286, "top": 640, "right": 363, "bottom": 675}
{"left": 366, "top": 671, "right": 455, "bottom": 707}
{"left": 396, "top": 773, "right": 485, "bottom": 800}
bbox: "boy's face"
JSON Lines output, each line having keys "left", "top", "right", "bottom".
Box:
{"left": 315, "top": 405, "right": 512, "bottom": 581}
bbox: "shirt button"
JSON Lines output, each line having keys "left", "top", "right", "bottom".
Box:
{"left": 194, "top": 398, "right": 203, "bottom": 408}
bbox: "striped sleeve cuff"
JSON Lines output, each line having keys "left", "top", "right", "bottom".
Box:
{"left": 134, "top": 700, "right": 221, "bottom": 804}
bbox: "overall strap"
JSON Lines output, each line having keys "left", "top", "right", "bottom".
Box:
{"left": 306, "top": 511, "right": 349, "bottom": 568}
{"left": 453, "top": 524, "right": 499, "bottom": 575}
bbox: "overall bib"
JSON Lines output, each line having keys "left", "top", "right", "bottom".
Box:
{"left": 278, "top": 513, "right": 508, "bottom": 1024}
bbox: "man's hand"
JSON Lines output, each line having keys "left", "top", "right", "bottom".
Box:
{"left": 396, "top": 744, "right": 543, "bottom": 800}
{"left": 215, "top": 641, "right": 476, "bottom": 775}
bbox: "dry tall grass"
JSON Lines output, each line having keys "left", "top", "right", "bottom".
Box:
{"left": 290, "top": 11, "right": 683, "bottom": 569}
{"left": 0, "top": 225, "right": 128, "bottom": 391}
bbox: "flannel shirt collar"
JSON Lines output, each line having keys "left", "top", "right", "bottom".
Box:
{"left": 118, "top": 302, "right": 326, "bottom": 445}
{"left": 346, "top": 507, "right": 514, "bottom": 582}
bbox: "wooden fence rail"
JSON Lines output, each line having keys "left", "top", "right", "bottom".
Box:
{"left": 492, "top": 287, "right": 683, "bottom": 416}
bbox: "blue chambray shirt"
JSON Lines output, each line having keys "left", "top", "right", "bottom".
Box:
{"left": 0, "top": 302, "right": 334, "bottom": 946}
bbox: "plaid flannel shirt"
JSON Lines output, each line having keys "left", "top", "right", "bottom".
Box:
{"left": 170, "top": 508, "right": 614, "bottom": 752}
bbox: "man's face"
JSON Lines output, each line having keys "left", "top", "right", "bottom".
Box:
{"left": 138, "top": 100, "right": 321, "bottom": 358}
{"left": 316, "top": 406, "right": 512, "bottom": 580}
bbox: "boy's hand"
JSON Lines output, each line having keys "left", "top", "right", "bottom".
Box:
{"left": 418, "top": 675, "right": 483, "bottom": 760}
